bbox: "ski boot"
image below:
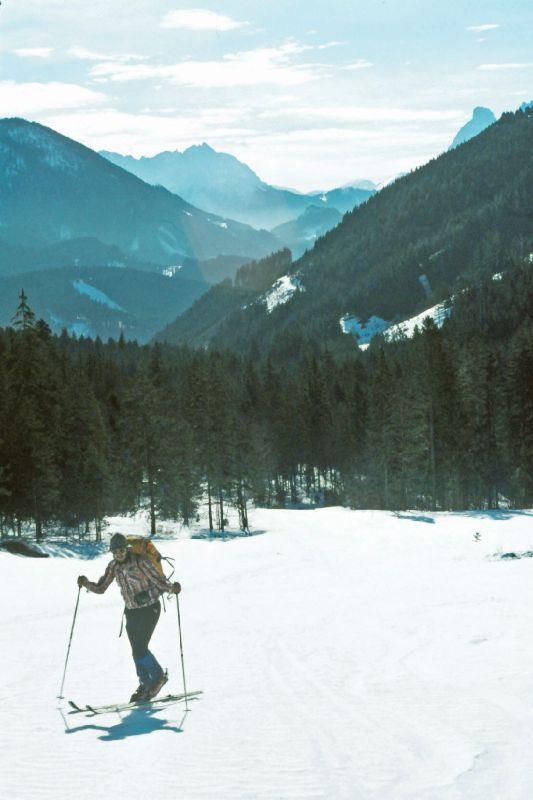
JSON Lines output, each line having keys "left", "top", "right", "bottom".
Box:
{"left": 145, "top": 670, "right": 168, "bottom": 701}
{"left": 130, "top": 684, "right": 148, "bottom": 703}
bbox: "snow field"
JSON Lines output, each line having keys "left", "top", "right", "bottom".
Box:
{"left": 1, "top": 508, "right": 533, "bottom": 800}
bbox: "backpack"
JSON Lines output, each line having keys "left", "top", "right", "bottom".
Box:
{"left": 126, "top": 536, "right": 174, "bottom": 579}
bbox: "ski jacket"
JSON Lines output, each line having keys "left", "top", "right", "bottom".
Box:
{"left": 86, "top": 550, "right": 172, "bottom": 610}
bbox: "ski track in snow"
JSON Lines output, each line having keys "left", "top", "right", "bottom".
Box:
{"left": 2, "top": 508, "right": 533, "bottom": 799}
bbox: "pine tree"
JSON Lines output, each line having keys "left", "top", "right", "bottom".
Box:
{"left": 12, "top": 289, "right": 36, "bottom": 331}
{"left": 3, "top": 319, "right": 60, "bottom": 538}
{"left": 56, "top": 366, "right": 111, "bottom": 537}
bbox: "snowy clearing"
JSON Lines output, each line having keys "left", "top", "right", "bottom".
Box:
{"left": 2, "top": 507, "right": 533, "bottom": 800}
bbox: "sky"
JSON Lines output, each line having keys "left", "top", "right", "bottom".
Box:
{"left": 1, "top": 1, "right": 532, "bottom": 191}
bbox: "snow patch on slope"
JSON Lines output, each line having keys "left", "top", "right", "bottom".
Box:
{"left": 68, "top": 320, "right": 94, "bottom": 338}
{"left": 72, "top": 280, "right": 125, "bottom": 311}
{"left": 384, "top": 302, "right": 451, "bottom": 341}
{"left": 340, "top": 314, "right": 389, "bottom": 345}
{"left": 163, "top": 265, "right": 183, "bottom": 277}
{"left": 263, "top": 275, "right": 304, "bottom": 313}
{"left": 341, "top": 302, "right": 452, "bottom": 350}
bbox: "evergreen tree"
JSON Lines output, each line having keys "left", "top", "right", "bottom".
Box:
{"left": 56, "top": 366, "right": 111, "bottom": 537}
{"left": 508, "top": 327, "right": 533, "bottom": 504}
{"left": 2, "top": 322, "right": 60, "bottom": 538}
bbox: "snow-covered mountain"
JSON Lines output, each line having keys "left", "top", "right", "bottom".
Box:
{"left": 449, "top": 106, "right": 496, "bottom": 149}
{"left": 101, "top": 145, "right": 375, "bottom": 230}
{"left": 0, "top": 118, "right": 280, "bottom": 273}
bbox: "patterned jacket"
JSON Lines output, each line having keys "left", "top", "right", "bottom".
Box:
{"left": 86, "top": 549, "right": 173, "bottom": 610}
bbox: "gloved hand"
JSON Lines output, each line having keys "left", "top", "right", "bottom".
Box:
{"left": 170, "top": 581, "right": 181, "bottom": 595}
{"left": 77, "top": 575, "right": 88, "bottom": 588}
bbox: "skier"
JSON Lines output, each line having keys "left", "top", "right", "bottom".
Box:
{"left": 77, "top": 533, "right": 181, "bottom": 702}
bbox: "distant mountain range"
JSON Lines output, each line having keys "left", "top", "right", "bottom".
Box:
{"left": 0, "top": 118, "right": 280, "bottom": 274}
{"left": 3, "top": 106, "right": 529, "bottom": 346}
{"left": 156, "top": 108, "right": 533, "bottom": 356}
{"left": 100, "top": 145, "right": 376, "bottom": 230}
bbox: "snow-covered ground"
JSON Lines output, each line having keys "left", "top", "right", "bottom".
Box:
{"left": 3, "top": 507, "right": 533, "bottom": 800}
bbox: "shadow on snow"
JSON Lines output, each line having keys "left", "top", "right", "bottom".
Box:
{"left": 393, "top": 513, "right": 436, "bottom": 524}
{"left": 61, "top": 705, "right": 188, "bottom": 740}
{"left": 393, "top": 509, "right": 533, "bottom": 524}
{"left": 462, "top": 509, "right": 533, "bottom": 521}
{"left": 190, "top": 528, "right": 266, "bottom": 541}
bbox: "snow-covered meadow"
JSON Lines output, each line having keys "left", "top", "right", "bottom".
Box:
{"left": 2, "top": 507, "right": 533, "bottom": 800}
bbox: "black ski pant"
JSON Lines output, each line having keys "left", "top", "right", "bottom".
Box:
{"left": 125, "top": 601, "right": 161, "bottom": 660}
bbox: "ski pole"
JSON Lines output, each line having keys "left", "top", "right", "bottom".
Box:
{"left": 176, "top": 594, "right": 189, "bottom": 710}
{"left": 58, "top": 586, "right": 81, "bottom": 699}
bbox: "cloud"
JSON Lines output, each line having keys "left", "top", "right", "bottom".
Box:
{"left": 89, "top": 41, "right": 321, "bottom": 87}
{"left": 14, "top": 47, "right": 54, "bottom": 58}
{"left": 0, "top": 81, "right": 109, "bottom": 115}
{"left": 160, "top": 9, "right": 249, "bottom": 31}
{"left": 341, "top": 60, "right": 374, "bottom": 70}
{"left": 316, "top": 41, "right": 349, "bottom": 50}
{"left": 251, "top": 127, "right": 451, "bottom": 150}
{"left": 467, "top": 24, "right": 500, "bottom": 33}
{"left": 478, "top": 62, "right": 533, "bottom": 70}
{"left": 68, "top": 46, "right": 147, "bottom": 63}
{"left": 39, "top": 108, "right": 252, "bottom": 156}
{"left": 258, "top": 106, "right": 463, "bottom": 123}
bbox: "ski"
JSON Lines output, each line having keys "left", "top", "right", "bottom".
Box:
{"left": 68, "top": 690, "right": 202, "bottom": 715}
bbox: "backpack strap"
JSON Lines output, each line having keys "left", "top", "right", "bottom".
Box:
{"left": 161, "top": 556, "right": 175, "bottom": 579}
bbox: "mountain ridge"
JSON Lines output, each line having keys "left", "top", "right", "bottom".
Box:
{"left": 0, "top": 117, "right": 280, "bottom": 272}
{"left": 155, "top": 109, "right": 533, "bottom": 358}
{"left": 100, "top": 145, "right": 375, "bottom": 230}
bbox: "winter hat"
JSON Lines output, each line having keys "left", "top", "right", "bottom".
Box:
{"left": 109, "top": 533, "right": 128, "bottom": 552}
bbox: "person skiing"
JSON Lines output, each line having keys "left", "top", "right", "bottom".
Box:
{"left": 77, "top": 533, "right": 181, "bottom": 703}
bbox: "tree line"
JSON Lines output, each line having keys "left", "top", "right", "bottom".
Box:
{"left": 1, "top": 263, "right": 532, "bottom": 541}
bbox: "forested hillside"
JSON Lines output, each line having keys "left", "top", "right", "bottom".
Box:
{"left": 158, "top": 109, "right": 533, "bottom": 358}
{"left": 155, "top": 249, "right": 292, "bottom": 347}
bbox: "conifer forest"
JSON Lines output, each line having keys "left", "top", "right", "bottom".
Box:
{"left": 1, "top": 256, "right": 533, "bottom": 542}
